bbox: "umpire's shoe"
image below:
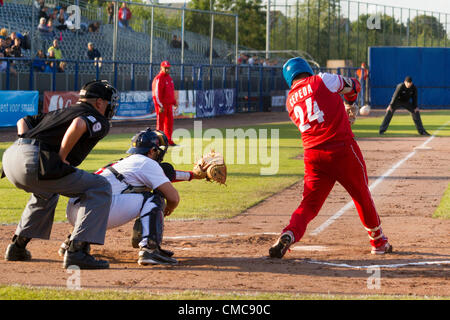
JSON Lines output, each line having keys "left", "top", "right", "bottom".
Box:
{"left": 63, "top": 240, "right": 109, "bottom": 269}
{"left": 269, "top": 231, "right": 294, "bottom": 259}
{"left": 138, "top": 246, "right": 178, "bottom": 266}
{"left": 5, "top": 236, "right": 32, "bottom": 261}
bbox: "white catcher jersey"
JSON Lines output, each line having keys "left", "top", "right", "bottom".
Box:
{"left": 98, "top": 154, "right": 170, "bottom": 195}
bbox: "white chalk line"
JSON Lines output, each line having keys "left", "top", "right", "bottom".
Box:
{"left": 303, "top": 259, "right": 450, "bottom": 270}
{"left": 310, "top": 121, "right": 450, "bottom": 236}
{"left": 165, "top": 232, "right": 278, "bottom": 240}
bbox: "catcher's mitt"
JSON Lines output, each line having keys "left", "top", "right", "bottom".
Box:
{"left": 345, "top": 103, "right": 358, "bottom": 125}
{"left": 193, "top": 151, "right": 227, "bottom": 185}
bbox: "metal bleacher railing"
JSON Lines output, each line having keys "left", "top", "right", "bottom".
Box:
{"left": 0, "top": 1, "right": 368, "bottom": 112}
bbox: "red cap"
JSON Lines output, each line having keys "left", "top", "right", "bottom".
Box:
{"left": 161, "top": 60, "right": 171, "bottom": 68}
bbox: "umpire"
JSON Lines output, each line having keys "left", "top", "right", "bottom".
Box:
{"left": 379, "top": 76, "right": 430, "bottom": 136}
{"left": 1, "top": 80, "right": 118, "bottom": 269}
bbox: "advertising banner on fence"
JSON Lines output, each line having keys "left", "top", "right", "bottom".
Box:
{"left": 114, "top": 90, "right": 195, "bottom": 121}
{"left": 0, "top": 91, "right": 39, "bottom": 127}
{"left": 44, "top": 91, "right": 195, "bottom": 120}
{"left": 114, "top": 91, "right": 155, "bottom": 120}
{"left": 43, "top": 91, "right": 79, "bottom": 113}
{"left": 196, "top": 88, "right": 235, "bottom": 118}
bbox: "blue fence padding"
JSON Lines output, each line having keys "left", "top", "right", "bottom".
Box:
{"left": 369, "top": 47, "right": 450, "bottom": 109}
{"left": 0, "top": 91, "right": 39, "bottom": 127}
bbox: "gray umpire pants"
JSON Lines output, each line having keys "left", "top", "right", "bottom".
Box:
{"left": 2, "top": 140, "right": 112, "bottom": 245}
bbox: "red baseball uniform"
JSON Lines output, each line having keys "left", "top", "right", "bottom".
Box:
{"left": 283, "top": 73, "right": 387, "bottom": 249}
{"left": 152, "top": 71, "right": 177, "bottom": 145}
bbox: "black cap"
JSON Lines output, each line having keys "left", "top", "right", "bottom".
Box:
{"left": 79, "top": 80, "right": 116, "bottom": 101}
{"left": 404, "top": 76, "right": 413, "bottom": 82}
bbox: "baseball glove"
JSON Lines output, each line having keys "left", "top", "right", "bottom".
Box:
{"left": 345, "top": 103, "right": 358, "bottom": 125}
{"left": 193, "top": 151, "right": 227, "bottom": 185}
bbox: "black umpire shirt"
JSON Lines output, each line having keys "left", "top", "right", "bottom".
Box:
{"left": 21, "top": 102, "right": 110, "bottom": 167}
{"left": 389, "top": 82, "right": 418, "bottom": 107}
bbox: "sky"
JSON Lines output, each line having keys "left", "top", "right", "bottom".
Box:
{"left": 156, "top": 0, "right": 450, "bottom": 14}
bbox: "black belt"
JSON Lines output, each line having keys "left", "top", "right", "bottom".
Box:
{"left": 17, "top": 138, "right": 40, "bottom": 146}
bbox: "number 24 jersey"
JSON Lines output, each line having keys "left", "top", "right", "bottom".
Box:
{"left": 286, "top": 73, "right": 354, "bottom": 149}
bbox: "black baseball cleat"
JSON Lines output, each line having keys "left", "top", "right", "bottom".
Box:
{"left": 269, "top": 232, "right": 294, "bottom": 259}
{"left": 420, "top": 131, "right": 430, "bottom": 136}
{"left": 138, "top": 246, "right": 178, "bottom": 266}
{"left": 379, "top": 130, "right": 386, "bottom": 135}
{"left": 158, "top": 246, "right": 174, "bottom": 258}
{"left": 5, "top": 243, "right": 32, "bottom": 261}
{"left": 63, "top": 241, "right": 109, "bottom": 269}
{"left": 59, "top": 234, "right": 91, "bottom": 257}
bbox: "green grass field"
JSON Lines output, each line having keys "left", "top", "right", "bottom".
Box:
{"left": 0, "top": 110, "right": 449, "bottom": 300}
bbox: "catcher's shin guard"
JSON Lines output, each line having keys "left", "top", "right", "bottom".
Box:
{"left": 135, "top": 192, "right": 165, "bottom": 249}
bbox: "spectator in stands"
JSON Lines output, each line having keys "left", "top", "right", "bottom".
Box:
{"left": 356, "top": 62, "right": 369, "bottom": 106}
{"left": 170, "top": 35, "right": 181, "bottom": 49}
{"left": 88, "top": 22, "right": 101, "bottom": 33}
{"left": 248, "top": 55, "right": 258, "bottom": 65}
{"left": 38, "top": 17, "right": 51, "bottom": 35}
{"left": 8, "top": 38, "right": 22, "bottom": 58}
{"left": 7, "top": 32, "right": 17, "bottom": 48}
{"left": 44, "top": 49, "right": 56, "bottom": 73}
{"left": 50, "top": 8, "right": 58, "bottom": 23}
{"left": 0, "top": 52, "right": 17, "bottom": 75}
{"left": 87, "top": 42, "right": 102, "bottom": 68}
{"left": 107, "top": 2, "right": 114, "bottom": 24}
{"left": 0, "top": 28, "right": 8, "bottom": 40}
{"left": 58, "top": 7, "right": 67, "bottom": 21}
{"left": 38, "top": 6, "right": 49, "bottom": 21}
{"left": 0, "top": 38, "right": 7, "bottom": 54}
{"left": 48, "top": 39, "right": 62, "bottom": 60}
{"left": 237, "top": 53, "right": 249, "bottom": 65}
{"left": 32, "top": 50, "right": 47, "bottom": 72}
{"left": 118, "top": 3, "right": 132, "bottom": 29}
{"left": 55, "top": 9, "right": 68, "bottom": 31}
{"left": 47, "top": 19, "right": 55, "bottom": 35}
{"left": 58, "top": 61, "right": 67, "bottom": 73}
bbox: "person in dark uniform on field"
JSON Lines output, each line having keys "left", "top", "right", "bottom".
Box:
{"left": 379, "top": 76, "right": 430, "bottom": 136}
{"left": 1, "top": 80, "right": 119, "bottom": 269}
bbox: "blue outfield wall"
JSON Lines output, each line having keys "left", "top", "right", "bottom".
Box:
{"left": 369, "top": 47, "right": 450, "bottom": 109}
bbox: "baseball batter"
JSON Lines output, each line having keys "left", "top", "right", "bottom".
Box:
{"left": 269, "top": 57, "right": 393, "bottom": 259}
{"left": 61, "top": 129, "right": 208, "bottom": 266}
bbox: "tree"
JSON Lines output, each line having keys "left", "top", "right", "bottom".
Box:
{"left": 186, "top": 0, "right": 266, "bottom": 50}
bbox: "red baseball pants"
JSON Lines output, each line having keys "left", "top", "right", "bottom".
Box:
{"left": 155, "top": 104, "right": 174, "bottom": 144}
{"left": 283, "top": 139, "right": 387, "bottom": 247}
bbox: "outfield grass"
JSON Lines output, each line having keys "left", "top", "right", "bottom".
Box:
{"left": 1, "top": 110, "right": 449, "bottom": 224}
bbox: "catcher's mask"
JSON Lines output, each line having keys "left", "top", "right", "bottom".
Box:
{"left": 126, "top": 129, "right": 168, "bottom": 162}
{"left": 282, "top": 57, "right": 314, "bottom": 88}
{"left": 79, "top": 80, "right": 119, "bottom": 120}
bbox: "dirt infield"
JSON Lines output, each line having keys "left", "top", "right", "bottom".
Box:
{"left": 0, "top": 111, "right": 449, "bottom": 297}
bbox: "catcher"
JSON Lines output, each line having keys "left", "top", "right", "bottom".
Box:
{"left": 60, "top": 128, "right": 227, "bottom": 266}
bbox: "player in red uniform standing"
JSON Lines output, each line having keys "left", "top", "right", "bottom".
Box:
{"left": 269, "top": 57, "right": 393, "bottom": 258}
{"left": 152, "top": 61, "right": 178, "bottom": 146}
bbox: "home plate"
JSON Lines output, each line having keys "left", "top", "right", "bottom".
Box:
{"left": 292, "top": 245, "right": 329, "bottom": 252}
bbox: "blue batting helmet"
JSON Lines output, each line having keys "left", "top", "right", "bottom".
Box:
{"left": 282, "top": 57, "right": 314, "bottom": 88}
{"left": 127, "top": 129, "right": 169, "bottom": 162}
